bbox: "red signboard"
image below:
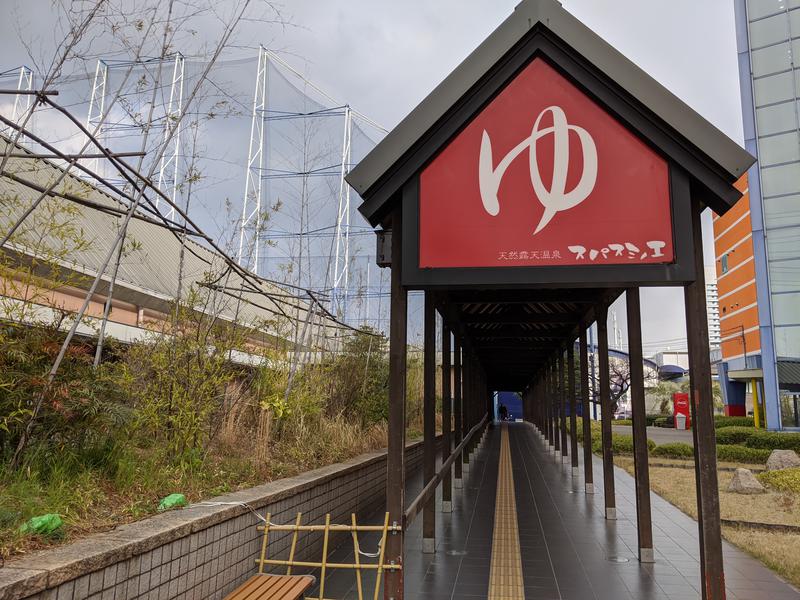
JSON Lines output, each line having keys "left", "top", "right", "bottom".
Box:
{"left": 419, "top": 58, "right": 673, "bottom": 269}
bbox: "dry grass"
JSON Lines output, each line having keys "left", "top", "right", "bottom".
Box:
{"left": 614, "top": 456, "right": 800, "bottom": 587}
{"left": 721, "top": 528, "right": 800, "bottom": 587}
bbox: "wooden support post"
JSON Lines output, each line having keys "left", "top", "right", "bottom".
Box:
{"left": 568, "top": 340, "right": 579, "bottom": 476}
{"left": 548, "top": 365, "right": 555, "bottom": 451}
{"left": 552, "top": 361, "right": 560, "bottom": 457}
{"left": 422, "top": 293, "right": 436, "bottom": 554}
{"left": 385, "top": 206, "right": 407, "bottom": 600}
{"left": 559, "top": 351, "right": 568, "bottom": 462}
{"left": 453, "top": 337, "right": 463, "bottom": 488}
{"left": 442, "top": 323, "right": 452, "bottom": 513}
{"left": 685, "top": 200, "right": 726, "bottom": 600}
{"left": 463, "top": 352, "right": 471, "bottom": 471}
{"left": 597, "top": 304, "right": 616, "bottom": 520}
{"left": 580, "top": 329, "right": 594, "bottom": 494}
{"left": 627, "top": 288, "right": 654, "bottom": 563}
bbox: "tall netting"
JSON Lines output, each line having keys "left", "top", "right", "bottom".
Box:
{"left": 20, "top": 50, "right": 389, "bottom": 332}
{"left": 258, "top": 57, "right": 386, "bottom": 330}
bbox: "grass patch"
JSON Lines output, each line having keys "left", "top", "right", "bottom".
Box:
{"left": 722, "top": 528, "right": 800, "bottom": 587}
{"left": 0, "top": 417, "right": 391, "bottom": 560}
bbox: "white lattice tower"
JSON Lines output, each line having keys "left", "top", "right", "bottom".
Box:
{"left": 84, "top": 60, "right": 108, "bottom": 176}
{"left": 156, "top": 53, "right": 185, "bottom": 220}
{"left": 331, "top": 105, "right": 353, "bottom": 320}
{"left": 237, "top": 46, "right": 268, "bottom": 274}
{"left": 8, "top": 66, "right": 34, "bottom": 139}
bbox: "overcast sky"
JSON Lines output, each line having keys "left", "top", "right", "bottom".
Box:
{"left": 277, "top": 0, "right": 743, "bottom": 353}
{"left": 0, "top": 0, "right": 744, "bottom": 355}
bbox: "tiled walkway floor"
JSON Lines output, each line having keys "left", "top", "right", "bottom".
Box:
{"left": 314, "top": 423, "right": 800, "bottom": 599}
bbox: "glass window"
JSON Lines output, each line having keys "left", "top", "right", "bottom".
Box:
{"left": 756, "top": 100, "right": 798, "bottom": 135}
{"left": 767, "top": 226, "right": 800, "bottom": 260}
{"left": 779, "top": 391, "right": 800, "bottom": 428}
{"left": 764, "top": 193, "right": 800, "bottom": 228}
{"left": 754, "top": 71, "right": 795, "bottom": 106}
{"left": 748, "top": 0, "right": 791, "bottom": 20}
{"left": 749, "top": 12, "right": 791, "bottom": 47}
{"left": 772, "top": 292, "right": 800, "bottom": 325}
{"left": 751, "top": 41, "right": 792, "bottom": 76}
{"left": 721, "top": 253, "right": 729, "bottom": 274}
{"left": 774, "top": 324, "right": 800, "bottom": 358}
{"left": 760, "top": 161, "right": 800, "bottom": 196}
{"left": 758, "top": 131, "right": 800, "bottom": 165}
{"left": 769, "top": 257, "right": 800, "bottom": 291}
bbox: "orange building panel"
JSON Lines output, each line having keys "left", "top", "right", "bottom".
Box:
{"left": 713, "top": 174, "right": 761, "bottom": 361}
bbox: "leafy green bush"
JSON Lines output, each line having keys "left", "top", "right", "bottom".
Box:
{"left": 715, "top": 426, "right": 757, "bottom": 446}
{"left": 758, "top": 467, "right": 800, "bottom": 493}
{"left": 572, "top": 417, "right": 601, "bottom": 443}
{"left": 645, "top": 414, "right": 662, "bottom": 426}
{"left": 651, "top": 442, "right": 694, "bottom": 459}
{"left": 714, "top": 416, "right": 754, "bottom": 428}
{"left": 614, "top": 419, "right": 632, "bottom": 426}
{"left": 591, "top": 433, "right": 655, "bottom": 455}
{"left": 716, "top": 444, "right": 770, "bottom": 464}
{"left": 654, "top": 417, "right": 669, "bottom": 428}
{"left": 745, "top": 431, "right": 800, "bottom": 454}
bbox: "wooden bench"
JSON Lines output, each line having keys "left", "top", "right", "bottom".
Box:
{"left": 224, "top": 573, "right": 314, "bottom": 600}
{"left": 224, "top": 511, "right": 401, "bottom": 600}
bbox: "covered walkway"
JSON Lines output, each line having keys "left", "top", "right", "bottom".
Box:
{"left": 317, "top": 423, "right": 798, "bottom": 600}
{"left": 344, "top": 0, "right": 761, "bottom": 598}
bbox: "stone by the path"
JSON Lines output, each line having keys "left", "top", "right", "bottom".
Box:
{"left": 728, "top": 468, "right": 766, "bottom": 494}
{"left": 766, "top": 449, "right": 800, "bottom": 471}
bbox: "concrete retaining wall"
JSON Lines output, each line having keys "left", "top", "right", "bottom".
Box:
{"left": 0, "top": 440, "right": 428, "bottom": 600}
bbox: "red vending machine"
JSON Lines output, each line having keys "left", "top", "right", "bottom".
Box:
{"left": 673, "top": 392, "right": 691, "bottom": 429}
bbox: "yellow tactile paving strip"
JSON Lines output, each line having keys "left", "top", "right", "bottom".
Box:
{"left": 488, "top": 426, "right": 525, "bottom": 600}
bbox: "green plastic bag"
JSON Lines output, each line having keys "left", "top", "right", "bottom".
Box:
{"left": 19, "top": 514, "right": 63, "bottom": 536}
{"left": 158, "top": 493, "right": 188, "bottom": 512}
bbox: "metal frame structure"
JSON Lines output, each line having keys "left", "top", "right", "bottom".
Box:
{"left": 238, "top": 45, "right": 269, "bottom": 274}
{"left": 155, "top": 53, "right": 185, "bottom": 220}
{"left": 84, "top": 60, "right": 108, "bottom": 175}
{"left": 331, "top": 105, "right": 353, "bottom": 319}
{"left": 9, "top": 66, "right": 34, "bottom": 133}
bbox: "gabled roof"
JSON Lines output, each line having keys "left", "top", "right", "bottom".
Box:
{"left": 347, "top": 0, "right": 755, "bottom": 225}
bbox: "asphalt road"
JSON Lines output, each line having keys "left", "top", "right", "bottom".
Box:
{"left": 611, "top": 424, "right": 695, "bottom": 446}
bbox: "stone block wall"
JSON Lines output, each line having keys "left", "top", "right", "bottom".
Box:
{"left": 0, "top": 440, "right": 429, "bottom": 600}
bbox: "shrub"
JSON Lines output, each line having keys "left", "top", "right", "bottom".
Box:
{"left": 745, "top": 431, "right": 800, "bottom": 454}
{"left": 758, "top": 467, "right": 800, "bottom": 493}
{"left": 651, "top": 442, "right": 694, "bottom": 459}
{"left": 591, "top": 433, "right": 655, "bottom": 455}
{"left": 714, "top": 416, "right": 754, "bottom": 428}
{"left": 572, "top": 417, "right": 601, "bottom": 443}
{"left": 614, "top": 419, "right": 632, "bottom": 426}
{"left": 715, "top": 426, "right": 756, "bottom": 446}
{"left": 645, "top": 414, "right": 662, "bottom": 426}
{"left": 716, "top": 444, "right": 770, "bottom": 464}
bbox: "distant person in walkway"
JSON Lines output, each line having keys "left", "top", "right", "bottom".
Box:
{"left": 499, "top": 403, "right": 508, "bottom": 421}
